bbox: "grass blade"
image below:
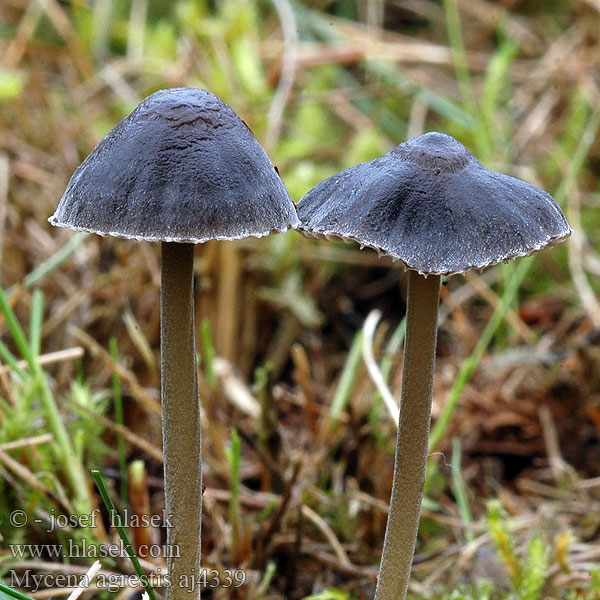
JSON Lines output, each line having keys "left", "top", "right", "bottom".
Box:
{"left": 200, "top": 318, "right": 217, "bottom": 389}
{"left": 91, "top": 469, "right": 158, "bottom": 600}
{"left": 227, "top": 428, "right": 242, "bottom": 561}
{"left": 29, "top": 289, "right": 44, "bottom": 359}
{"left": 0, "top": 287, "right": 33, "bottom": 368}
{"left": 451, "top": 437, "right": 474, "bottom": 543}
{"left": 16, "top": 232, "right": 89, "bottom": 294}
{"left": 0, "top": 582, "right": 34, "bottom": 600}
{"left": 0, "top": 340, "right": 26, "bottom": 380}
{"left": 331, "top": 330, "right": 364, "bottom": 417}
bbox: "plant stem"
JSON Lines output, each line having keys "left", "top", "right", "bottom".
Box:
{"left": 161, "top": 242, "right": 202, "bottom": 599}
{"left": 374, "top": 271, "right": 440, "bottom": 600}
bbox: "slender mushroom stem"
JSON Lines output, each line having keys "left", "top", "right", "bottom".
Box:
{"left": 161, "top": 242, "right": 202, "bottom": 599}
{"left": 374, "top": 270, "right": 441, "bottom": 600}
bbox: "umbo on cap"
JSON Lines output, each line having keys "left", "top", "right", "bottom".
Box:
{"left": 298, "top": 132, "right": 571, "bottom": 275}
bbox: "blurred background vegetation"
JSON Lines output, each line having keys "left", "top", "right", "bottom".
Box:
{"left": 0, "top": 0, "right": 599, "bottom": 599}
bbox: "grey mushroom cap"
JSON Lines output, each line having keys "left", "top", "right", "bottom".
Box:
{"left": 297, "top": 132, "right": 571, "bottom": 276}
{"left": 49, "top": 88, "right": 299, "bottom": 242}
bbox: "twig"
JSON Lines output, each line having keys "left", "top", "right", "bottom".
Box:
{"left": 301, "top": 505, "right": 351, "bottom": 567}
{"left": 4, "top": 0, "right": 44, "bottom": 68}
{"left": 123, "top": 308, "right": 156, "bottom": 375}
{"left": 65, "top": 396, "right": 163, "bottom": 463}
{"left": 0, "top": 347, "right": 84, "bottom": 374}
{"left": 0, "top": 434, "right": 53, "bottom": 452}
{"left": 6, "top": 561, "right": 121, "bottom": 577}
{"left": 204, "top": 486, "right": 276, "bottom": 512}
{"left": 41, "top": 0, "right": 94, "bottom": 77}
{"left": 31, "top": 586, "right": 101, "bottom": 599}
{"left": 69, "top": 325, "right": 161, "bottom": 417}
{"left": 100, "top": 63, "right": 140, "bottom": 106}
{"left": 577, "top": 476, "right": 600, "bottom": 489}
{"left": 303, "top": 549, "right": 377, "bottom": 579}
{"left": 213, "top": 357, "right": 260, "bottom": 417}
{"left": 538, "top": 405, "right": 578, "bottom": 487}
{"left": 0, "top": 449, "right": 73, "bottom": 513}
{"left": 259, "top": 461, "right": 301, "bottom": 543}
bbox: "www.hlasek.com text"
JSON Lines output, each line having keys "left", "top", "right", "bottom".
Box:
{"left": 10, "top": 539, "right": 180, "bottom": 560}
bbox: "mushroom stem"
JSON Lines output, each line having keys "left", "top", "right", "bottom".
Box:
{"left": 374, "top": 271, "right": 441, "bottom": 600}
{"left": 161, "top": 241, "right": 202, "bottom": 599}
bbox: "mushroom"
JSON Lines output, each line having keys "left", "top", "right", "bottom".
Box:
{"left": 50, "top": 87, "right": 299, "bottom": 599}
{"left": 296, "top": 132, "right": 571, "bottom": 600}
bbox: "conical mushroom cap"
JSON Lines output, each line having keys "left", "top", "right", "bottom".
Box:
{"left": 297, "top": 132, "right": 571, "bottom": 276}
{"left": 50, "top": 88, "right": 299, "bottom": 242}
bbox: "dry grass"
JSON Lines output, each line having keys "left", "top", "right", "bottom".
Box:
{"left": 0, "top": 0, "right": 600, "bottom": 599}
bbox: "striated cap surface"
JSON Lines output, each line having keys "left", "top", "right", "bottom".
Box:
{"left": 297, "top": 132, "right": 571, "bottom": 275}
{"left": 50, "top": 88, "right": 299, "bottom": 242}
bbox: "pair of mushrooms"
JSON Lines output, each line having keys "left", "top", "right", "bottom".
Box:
{"left": 50, "top": 88, "right": 570, "bottom": 600}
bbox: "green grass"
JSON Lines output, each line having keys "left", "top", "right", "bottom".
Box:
{"left": 0, "top": 287, "right": 90, "bottom": 515}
